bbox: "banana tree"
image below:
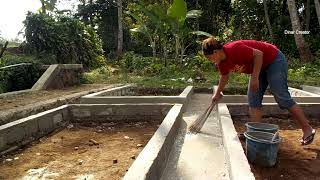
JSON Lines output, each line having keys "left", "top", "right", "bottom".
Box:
{"left": 127, "top": 3, "right": 169, "bottom": 59}
{"left": 167, "top": 0, "right": 210, "bottom": 62}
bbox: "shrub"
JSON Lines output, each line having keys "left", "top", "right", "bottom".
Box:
{"left": 0, "top": 63, "right": 42, "bottom": 93}
{"left": 119, "top": 51, "right": 154, "bottom": 73}
{"left": 81, "top": 66, "right": 112, "bottom": 84}
{"left": 184, "top": 52, "right": 215, "bottom": 71}
{"left": 24, "top": 13, "right": 105, "bottom": 69}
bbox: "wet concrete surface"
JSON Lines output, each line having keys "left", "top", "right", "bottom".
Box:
{"left": 161, "top": 93, "right": 230, "bottom": 180}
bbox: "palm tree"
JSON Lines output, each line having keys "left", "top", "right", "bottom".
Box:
{"left": 315, "top": 0, "right": 320, "bottom": 26}
{"left": 287, "top": 0, "right": 313, "bottom": 62}
{"left": 263, "top": 0, "right": 273, "bottom": 39}
{"left": 305, "top": 0, "right": 310, "bottom": 30}
{"left": 117, "top": 0, "right": 123, "bottom": 57}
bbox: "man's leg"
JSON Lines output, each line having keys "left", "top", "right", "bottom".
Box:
{"left": 248, "top": 71, "right": 268, "bottom": 122}
{"left": 288, "top": 104, "right": 313, "bottom": 138}
{"left": 267, "top": 51, "right": 314, "bottom": 142}
{"left": 249, "top": 107, "right": 263, "bottom": 122}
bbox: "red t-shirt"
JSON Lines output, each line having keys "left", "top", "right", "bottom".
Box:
{"left": 217, "top": 40, "right": 278, "bottom": 75}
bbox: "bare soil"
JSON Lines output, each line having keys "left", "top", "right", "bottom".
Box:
{"left": 233, "top": 116, "right": 320, "bottom": 180}
{"left": 0, "top": 121, "right": 159, "bottom": 180}
{"left": 0, "top": 84, "right": 109, "bottom": 111}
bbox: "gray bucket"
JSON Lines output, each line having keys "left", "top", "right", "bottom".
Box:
{"left": 244, "top": 131, "right": 281, "bottom": 167}
{"left": 245, "top": 122, "right": 279, "bottom": 133}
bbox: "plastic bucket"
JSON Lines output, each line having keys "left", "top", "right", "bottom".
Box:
{"left": 245, "top": 122, "right": 279, "bottom": 133}
{"left": 244, "top": 131, "right": 281, "bottom": 167}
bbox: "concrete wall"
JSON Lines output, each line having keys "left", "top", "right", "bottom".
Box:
{"left": 0, "top": 85, "right": 118, "bottom": 126}
{"left": 123, "top": 104, "right": 183, "bottom": 180}
{"left": 215, "top": 84, "right": 320, "bottom": 180}
{"left": 0, "top": 102, "right": 183, "bottom": 179}
{"left": 80, "top": 86, "right": 194, "bottom": 109}
{"left": 69, "top": 104, "right": 172, "bottom": 122}
{"left": 0, "top": 105, "right": 69, "bottom": 155}
{"left": 302, "top": 85, "right": 320, "bottom": 95}
{"left": 213, "top": 86, "right": 320, "bottom": 104}
{"left": 218, "top": 103, "right": 255, "bottom": 180}
{"left": 82, "top": 84, "right": 134, "bottom": 97}
{"left": 227, "top": 103, "right": 320, "bottom": 118}
{"left": 288, "top": 87, "right": 319, "bottom": 96}
{"left": 32, "top": 64, "right": 83, "bottom": 91}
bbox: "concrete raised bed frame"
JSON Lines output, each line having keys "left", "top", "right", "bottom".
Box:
{"left": 0, "top": 103, "right": 184, "bottom": 180}
{"left": 80, "top": 85, "right": 194, "bottom": 107}
{"left": 214, "top": 86, "right": 320, "bottom": 180}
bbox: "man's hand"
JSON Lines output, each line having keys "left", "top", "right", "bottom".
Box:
{"left": 250, "top": 76, "right": 259, "bottom": 92}
{"left": 211, "top": 92, "right": 223, "bottom": 104}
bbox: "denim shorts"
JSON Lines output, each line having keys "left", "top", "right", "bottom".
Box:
{"left": 248, "top": 50, "right": 296, "bottom": 109}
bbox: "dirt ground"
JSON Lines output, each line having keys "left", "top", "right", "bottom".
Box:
{"left": 233, "top": 116, "right": 320, "bottom": 180}
{"left": 0, "top": 121, "right": 159, "bottom": 180}
{"left": 0, "top": 84, "right": 110, "bottom": 111}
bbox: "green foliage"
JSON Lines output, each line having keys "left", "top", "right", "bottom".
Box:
{"left": 81, "top": 66, "right": 112, "bottom": 84}
{"left": 0, "top": 53, "right": 52, "bottom": 67}
{"left": 0, "top": 63, "right": 42, "bottom": 93}
{"left": 167, "top": 0, "right": 187, "bottom": 26}
{"left": 287, "top": 53, "right": 320, "bottom": 87}
{"left": 24, "top": 12, "right": 105, "bottom": 69}
{"left": 119, "top": 51, "right": 154, "bottom": 73}
{"left": 184, "top": 52, "right": 215, "bottom": 71}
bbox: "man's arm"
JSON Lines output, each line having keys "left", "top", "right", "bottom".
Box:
{"left": 252, "top": 49, "right": 263, "bottom": 80}
{"left": 250, "top": 49, "right": 263, "bottom": 92}
{"left": 214, "top": 74, "right": 229, "bottom": 98}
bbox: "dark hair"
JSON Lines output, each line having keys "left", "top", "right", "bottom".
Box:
{"left": 202, "top": 36, "right": 224, "bottom": 55}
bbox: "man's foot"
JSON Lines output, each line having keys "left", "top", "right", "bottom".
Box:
{"left": 300, "top": 129, "right": 316, "bottom": 145}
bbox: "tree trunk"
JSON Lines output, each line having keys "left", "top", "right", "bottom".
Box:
{"left": 196, "top": 0, "right": 199, "bottom": 31}
{"left": 305, "top": 0, "right": 311, "bottom": 31}
{"left": 315, "top": 0, "right": 320, "bottom": 26}
{"left": 117, "top": 0, "right": 123, "bottom": 58}
{"left": 287, "top": 0, "right": 313, "bottom": 62}
{"left": 152, "top": 40, "right": 156, "bottom": 58}
{"left": 175, "top": 35, "right": 180, "bottom": 61}
{"left": 263, "top": 0, "right": 274, "bottom": 39}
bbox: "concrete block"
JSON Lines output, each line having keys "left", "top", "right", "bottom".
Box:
{"left": 97, "top": 108, "right": 113, "bottom": 116}
{"left": 0, "top": 136, "right": 5, "bottom": 151}
{"left": 302, "top": 85, "right": 320, "bottom": 95}
{"left": 218, "top": 104, "right": 255, "bottom": 180}
{"left": 0, "top": 128, "right": 9, "bottom": 151}
{"left": 71, "top": 108, "right": 91, "bottom": 118}
{"left": 124, "top": 104, "right": 183, "bottom": 180}
{"left": 82, "top": 84, "right": 133, "bottom": 97}
{"left": 21, "top": 118, "right": 39, "bottom": 138}
{"left": 37, "top": 116, "right": 54, "bottom": 135}
{"left": 289, "top": 87, "right": 318, "bottom": 96}
{"left": 6, "top": 125, "right": 25, "bottom": 145}
{"left": 53, "top": 113, "right": 63, "bottom": 128}
{"left": 32, "top": 64, "right": 60, "bottom": 90}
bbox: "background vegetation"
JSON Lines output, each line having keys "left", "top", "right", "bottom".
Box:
{"left": 0, "top": 0, "right": 319, "bottom": 93}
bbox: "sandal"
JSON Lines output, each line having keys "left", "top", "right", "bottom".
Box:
{"left": 238, "top": 133, "right": 245, "bottom": 141}
{"left": 301, "top": 129, "right": 316, "bottom": 145}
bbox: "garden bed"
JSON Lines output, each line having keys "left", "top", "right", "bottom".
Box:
{"left": 232, "top": 116, "right": 320, "bottom": 180}
{"left": 0, "top": 121, "right": 159, "bottom": 180}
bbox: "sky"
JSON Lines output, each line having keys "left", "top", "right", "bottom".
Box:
{"left": 0, "top": 0, "right": 78, "bottom": 41}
